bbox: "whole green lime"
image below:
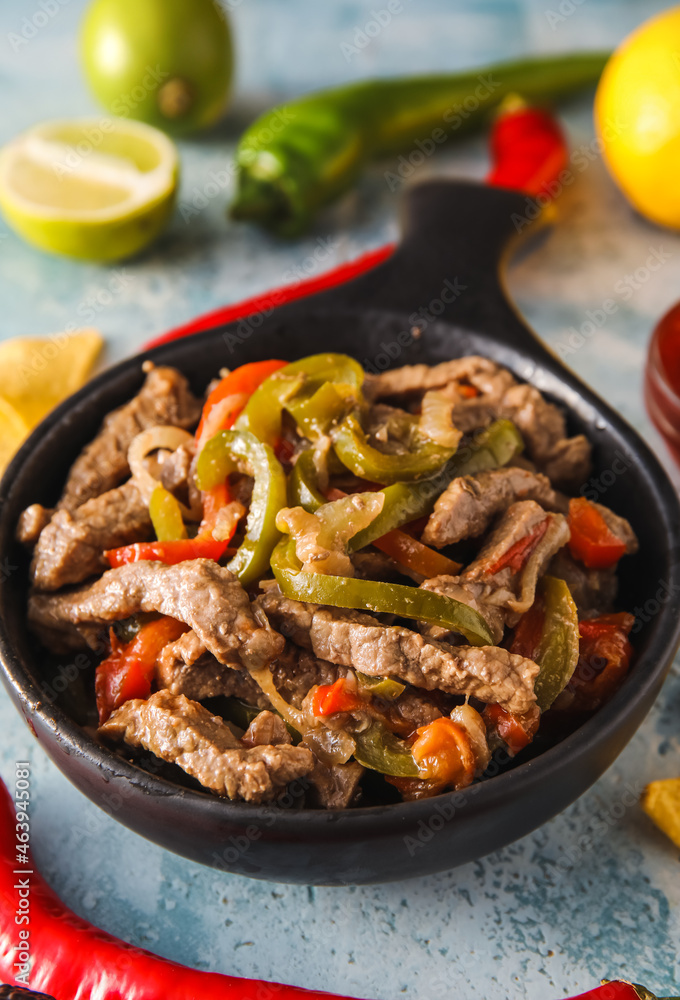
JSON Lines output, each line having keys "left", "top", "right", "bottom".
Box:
{"left": 80, "top": 0, "right": 233, "bottom": 136}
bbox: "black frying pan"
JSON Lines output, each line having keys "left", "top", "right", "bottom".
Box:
{"left": 0, "top": 180, "right": 678, "bottom": 885}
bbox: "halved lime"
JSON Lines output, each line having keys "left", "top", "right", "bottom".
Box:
{"left": 0, "top": 117, "right": 178, "bottom": 261}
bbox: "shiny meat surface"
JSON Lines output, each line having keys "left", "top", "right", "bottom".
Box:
{"left": 100, "top": 691, "right": 313, "bottom": 803}
{"left": 28, "top": 559, "right": 284, "bottom": 668}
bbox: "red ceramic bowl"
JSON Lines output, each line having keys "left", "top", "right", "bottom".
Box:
{"left": 645, "top": 302, "right": 680, "bottom": 465}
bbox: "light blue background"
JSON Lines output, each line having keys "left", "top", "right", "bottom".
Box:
{"left": 1, "top": 1, "right": 679, "bottom": 997}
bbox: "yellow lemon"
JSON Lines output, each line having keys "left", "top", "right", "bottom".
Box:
{"left": 595, "top": 6, "right": 680, "bottom": 228}
{"left": 0, "top": 118, "right": 178, "bottom": 261}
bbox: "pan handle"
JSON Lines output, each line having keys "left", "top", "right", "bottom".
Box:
{"left": 314, "top": 179, "right": 554, "bottom": 359}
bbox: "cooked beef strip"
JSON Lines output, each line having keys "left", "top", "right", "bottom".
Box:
{"left": 28, "top": 559, "right": 284, "bottom": 667}
{"left": 365, "top": 357, "right": 502, "bottom": 400}
{"left": 272, "top": 646, "right": 347, "bottom": 707}
{"left": 100, "top": 691, "right": 313, "bottom": 803}
{"left": 255, "top": 588, "right": 538, "bottom": 714}
{"left": 422, "top": 467, "right": 566, "bottom": 548}
{"left": 419, "top": 576, "right": 506, "bottom": 645}
{"left": 366, "top": 358, "right": 591, "bottom": 489}
{"left": 592, "top": 502, "right": 639, "bottom": 554}
{"left": 242, "top": 710, "right": 291, "bottom": 747}
{"left": 16, "top": 504, "right": 53, "bottom": 548}
{"left": 420, "top": 502, "right": 570, "bottom": 642}
{"left": 305, "top": 758, "right": 364, "bottom": 809}
{"left": 30, "top": 482, "right": 152, "bottom": 591}
{"left": 461, "top": 501, "right": 570, "bottom": 619}
{"left": 548, "top": 549, "right": 618, "bottom": 617}
{"left": 55, "top": 365, "right": 201, "bottom": 513}
{"left": 156, "top": 630, "right": 268, "bottom": 704}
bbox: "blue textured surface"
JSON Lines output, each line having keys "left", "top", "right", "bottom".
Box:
{"left": 0, "top": 1, "right": 679, "bottom": 997}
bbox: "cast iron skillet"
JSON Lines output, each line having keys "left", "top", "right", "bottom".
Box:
{"left": 1, "top": 180, "right": 679, "bottom": 886}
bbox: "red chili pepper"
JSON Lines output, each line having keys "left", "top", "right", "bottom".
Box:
{"left": 485, "top": 516, "right": 550, "bottom": 576}
{"left": 0, "top": 775, "right": 671, "bottom": 1000}
{"left": 509, "top": 594, "right": 545, "bottom": 662}
{"left": 487, "top": 105, "right": 568, "bottom": 199}
{"left": 95, "top": 617, "right": 190, "bottom": 724}
{"left": 311, "top": 679, "right": 365, "bottom": 716}
{"left": 568, "top": 498, "right": 627, "bottom": 570}
{"left": 195, "top": 359, "right": 287, "bottom": 447}
{"left": 0, "top": 779, "right": 351, "bottom": 1000}
{"left": 105, "top": 535, "right": 230, "bottom": 568}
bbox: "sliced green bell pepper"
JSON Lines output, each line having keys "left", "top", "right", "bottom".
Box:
{"left": 332, "top": 411, "right": 456, "bottom": 484}
{"left": 533, "top": 575, "right": 580, "bottom": 711}
{"left": 271, "top": 537, "right": 493, "bottom": 645}
{"left": 236, "top": 353, "right": 364, "bottom": 447}
{"left": 353, "top": 720, "right": 419, "bottom": 777}
{"left": 289, "top": 450, "right": 328, "bottom": 512}
{"left": 195, "top": 429, "right": 287, "bottom": 586}
{"left": 356, "top": 672, "right": 405, "bottom": 700}
{"left": 149, "top": 485, "right": 187, "bottom": 542}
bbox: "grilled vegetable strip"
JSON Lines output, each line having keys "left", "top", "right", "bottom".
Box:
{"left": 333, "top": 411, "right": 456, "bottom": 484}
{"left": 353, "top": 721, "right": 420, "bottom": 777}
{"left": 510, "top": 574, "right": 579, "bottom": 711}
{"left": 149, "top": 484, "right": 187, "bottom": 541}
{"left": 567, "top": 497, "right": 628, "bottom": 569}
{"left": 195, "top": 358, "right": 287, "bottom": 449}
{"left": 276, "top": 492, "right": 384, "bottom": 576}
{"left": 236, "top": 353, "right": 364, "bottom": 447}
{"left": 270, "top": 537, "right": 494, "bottom": 646}
{"left": 196, "top": 429, "right": 287, "bottom": 586}
{"left": 96, "top": 616, "right": 189, "bottom": 723}
{"left": 106, "top": 536, "right": 229, "bottom": 567}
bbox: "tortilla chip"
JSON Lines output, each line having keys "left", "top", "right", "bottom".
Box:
{"left": 0, "top": 328, "right": 103, "bottom": 475}
{"left": 641, "top": 778, "right": 680, "bottom": 849}
{"left": 0, "top": 395, "right": 29, "bottom": 472}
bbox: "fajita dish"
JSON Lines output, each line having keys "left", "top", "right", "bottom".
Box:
{"left": 18, "top": 353, "right": 637, "bottom": 809}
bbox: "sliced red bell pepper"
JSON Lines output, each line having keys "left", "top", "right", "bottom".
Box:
{"left": 483, "top": 703, "right": 538, "bottom": 755}
{"left": 567, "top": 497, "right": 627, "bottom": 570}
{"left": 95, "top": 617, "right": 189, "bottom": 723}
{"left": 105, "top": 536, "right": 229, "bottom": 568}
{"left": 561, "top": 612, "right": 635, "bottom": 712}
{"left": 195, "top": 359, "right": 287, "bottom": 447}
{"left": 371, "top": 529, "right": 462, "bottom": 579}
{"left": 311, "top": 678, "right": 365, "bottom": 716}
{"left": 485, "top": 516, "right": 550, "bottom": 576}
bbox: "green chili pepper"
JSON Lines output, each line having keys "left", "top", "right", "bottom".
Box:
{"left": 533, "top": 575, "right": 580, "bottom": 711}
{"left": 196, "top": 429, "right": 287, "bottom": 586}
{"left": 353, "top": 720, "right": 419, "bottom": 777}
{"left": 230, "top": 53, "right": 609, "bottom": 236}
{"left": 149, "top": 485, "right": 187, "bottom": 542}
{"left": 333, "top": 412, "right": 455, "bottom": 484}
{"left": 356, "top": 672, "right": 406, "bottom": 700}
{"left": 270, "top": 537, "right": 493, "bottom": 645}
{"left": 237, "top": 353, "right": 364, "bottom": 446}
